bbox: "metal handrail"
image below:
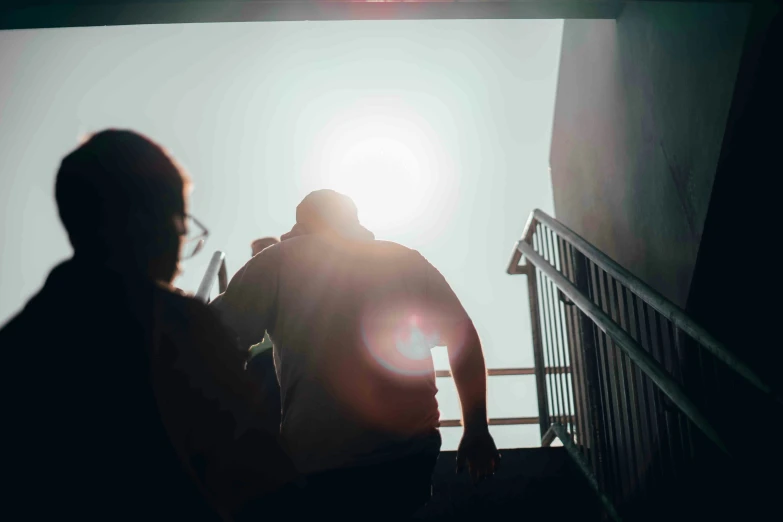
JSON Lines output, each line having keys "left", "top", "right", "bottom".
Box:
{"left": 516, "top": 240, "right": 729, "bottom": 455}
{"left": 508, "top": 212, "right": 747, "bottom": 517}
{"left": 544, "top": 423, "right": 622, "bottom": 522}
{"left": 438, "top": 416, "right": 548, "bottom": 428}
{"left": 508, "top": 208, "right": 778, "bottom": 403}
{"left": 435, "top": 366, "right": 571, "bottom": 428}
{"left": 195, "top": 250, "right": 228, "bottom": 303}
{"left": 434, "top": 366, "right": 570, "bottom": 378}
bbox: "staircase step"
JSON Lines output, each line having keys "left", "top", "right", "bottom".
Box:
{"left": 417, "top": 447, "right": 602, "bottom": 521}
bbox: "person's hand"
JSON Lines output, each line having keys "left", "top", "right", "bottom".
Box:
{"left": 456, "top": 426, "right": 500, "bottom": 483}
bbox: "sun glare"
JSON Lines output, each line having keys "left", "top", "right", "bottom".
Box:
{"left": 333, "top": 136, "right": 423, "bottom": 231}
{"left": 304, "top": 97, "right": 455, "bottom": 237}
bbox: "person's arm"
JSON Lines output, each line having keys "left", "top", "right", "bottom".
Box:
{"left": 446, "top": 320, "right": 489, "bottom": 433}
{"left": 210, "top": 245, "right": 281, "bottom": 351}
{"left": 422, "top": 256, "right": 500, "bottom": 482}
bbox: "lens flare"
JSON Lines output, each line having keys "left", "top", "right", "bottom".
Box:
{"left": 361, "top": 307, "right": 439, "bottom": 377}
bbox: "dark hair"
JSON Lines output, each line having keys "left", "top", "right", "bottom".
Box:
{"left": 55, "top": 129, "right": 190, "bottom": 254}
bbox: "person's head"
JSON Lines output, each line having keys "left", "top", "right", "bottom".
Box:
{"left": 251, "top": 236, "right": 280, "bottom": 257}
{"left": 281, "top": 189, "right": 374, "bottom": 241}
{"left": 55, "top": 129, "right": 195, "bottom": 283}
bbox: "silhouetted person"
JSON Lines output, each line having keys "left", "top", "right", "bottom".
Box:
{"left": 209, "top": 236, "right": 282, "bottom": 444}
{"left": 213, "top": 189, "right": 500, "bottom": 520}
{"left": 0, "top": 130, "right": 295, "bottom": 521}
{"left": 246, "top": 236, "right": 283, "bottom": 435}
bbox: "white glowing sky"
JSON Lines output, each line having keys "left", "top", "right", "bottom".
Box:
{"left": 0, "top": 19, "right": 563, "bottom": 450}
{"left": 304, "top": 97, "right": 453, "bottom": 236}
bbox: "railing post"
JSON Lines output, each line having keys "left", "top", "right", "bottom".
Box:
{"left": 217, "top": 257, "right": 228, "bottom": 294}
{"left": 522, "top": 261, "right": 550, "bottom": 440}
{"left": 196, "top": 251, "right": 227, "bottom": 302}
{"left": 572, "top": 249, "right": 608, "bottom": 486}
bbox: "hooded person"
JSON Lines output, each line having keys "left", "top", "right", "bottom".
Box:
{"left": 280, "top": 189, "right": 375, "bottom": 242}
{"left": 212, "top": 189, "right": 499, "bottom": 520}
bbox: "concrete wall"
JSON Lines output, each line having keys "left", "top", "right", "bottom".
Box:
{"left": 549, "top": 1, "right": 751, "bottom": 307}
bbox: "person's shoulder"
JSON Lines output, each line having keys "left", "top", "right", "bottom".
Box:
{"left": 371, "top": 240, "right": 424, "bottom": 258}
{"left": 154, "top": 286, "right": 242, "bottom": 357}
{"left": 156, "top": 284, "right": 211, "bottom": 315}
{"left": 274, "top": 234, "right": 325, "bottom": 252}
{"left": 247, "top": 240, "right": 285, "bottom": 266}
{"left": 0, "top": 278, "right": 57, "bottom": 346}
{"left": 367, "top": 240, "right": 433, "bottom": 271}
{"left": 0, "top": 308, "right": 28, "bottom": 346}
{"left": 155, "top": 286, "right": 228, "bottom": 334}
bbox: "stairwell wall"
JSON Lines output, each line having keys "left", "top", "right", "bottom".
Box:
{"left": 548, "top": 1, "right": 751, "bottom": 307}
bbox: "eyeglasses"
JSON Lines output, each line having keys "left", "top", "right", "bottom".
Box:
{"left": 182, "top": 213, "right": 209, "bottom": 260}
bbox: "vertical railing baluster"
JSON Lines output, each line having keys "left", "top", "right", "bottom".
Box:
{"left": 639, "top": 302, "right": 669, "bottom": 491}
{"left": 561, "top": 239, "right": 587, "bottom": 447}
{"left": 597, "top": 269, "right": 632, "bottom": 501}
{"left": 611, "top": 278, "right": 642, "bottom": 502}
{"left": 590, "top": 263, "right": 624, "bottom": 504}
{"left": 547, "top": 227, "right": 574, "bottom": 436}
{"left": 635, "top": 298, "right": 664, "bottom": 499}
{"left": 633, "top": 296, "right": 658, "bottom": 508}
{"left": 536, "top": 225, "right": 561, "bottom": 430}
{"left": 652, "top": 310, "right": 679, "bottom": 483}
{"left": 524, "top": 229, "right": 549, "bottom": 440}
{"left": 571, "top": 243, "right": 590, "bottom": 446}
{"left": 663, "top": 320, "right": 689, "bottom": 481}
{"left": 621, "top": 286, "right": 651, "bottom": 509}
{"left": 541, "top": 226, "right": 567, "bottom": 429}
{"left": 606, "top": 275, "right": 638, "bottom": 498}
{"left": 547, "top": 278, "right": 567, "bottom": 428}
{"left": 672, "top": 328, "right": 697, "bottom": 463}
{"left": 572, "top": 249, "right": 609, "bottom": 496}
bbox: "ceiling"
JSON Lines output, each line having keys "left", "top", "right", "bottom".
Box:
{"left": 1, "top": 0, "right": 626, "bottom": 30}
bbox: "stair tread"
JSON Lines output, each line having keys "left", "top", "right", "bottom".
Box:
{"left": 417, "top": 447, "right": 603, "bottom": 520}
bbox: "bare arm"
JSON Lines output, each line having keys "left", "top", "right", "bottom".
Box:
{"left": 421, "top": 254, "right": 499, "bottom": 481}
{"left": 446, "top": 320, "right": 489, "bottom": 433}
{"left": 446, "top": 319, "right": 500, "bottom": 482}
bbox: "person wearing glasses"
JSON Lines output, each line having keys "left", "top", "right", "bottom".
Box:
{"left": 0, "top": 130, "right": 295, "bottom": 521}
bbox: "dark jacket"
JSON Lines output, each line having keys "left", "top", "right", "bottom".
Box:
{"left": 0, "top": 259, "right": 296, "bottom": 521}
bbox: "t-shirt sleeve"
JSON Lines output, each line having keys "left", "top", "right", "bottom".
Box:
{"left": 417, "top": 252, "right": 472, "bottom": 346}
{"left": 211, "top": 245, "right": 281, "bottom": 351}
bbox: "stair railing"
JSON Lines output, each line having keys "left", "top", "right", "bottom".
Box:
{"left": 196, "top": 250, "right": 566, "bottom": 430}
{"left": 435, "top": 367, "right": 572, "bottom": 428}
{"left": 196, "top": 250, "right": 228, "bottom": 303}
{"left": 507, "top": 208, "right": 778, "bottom": 518}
